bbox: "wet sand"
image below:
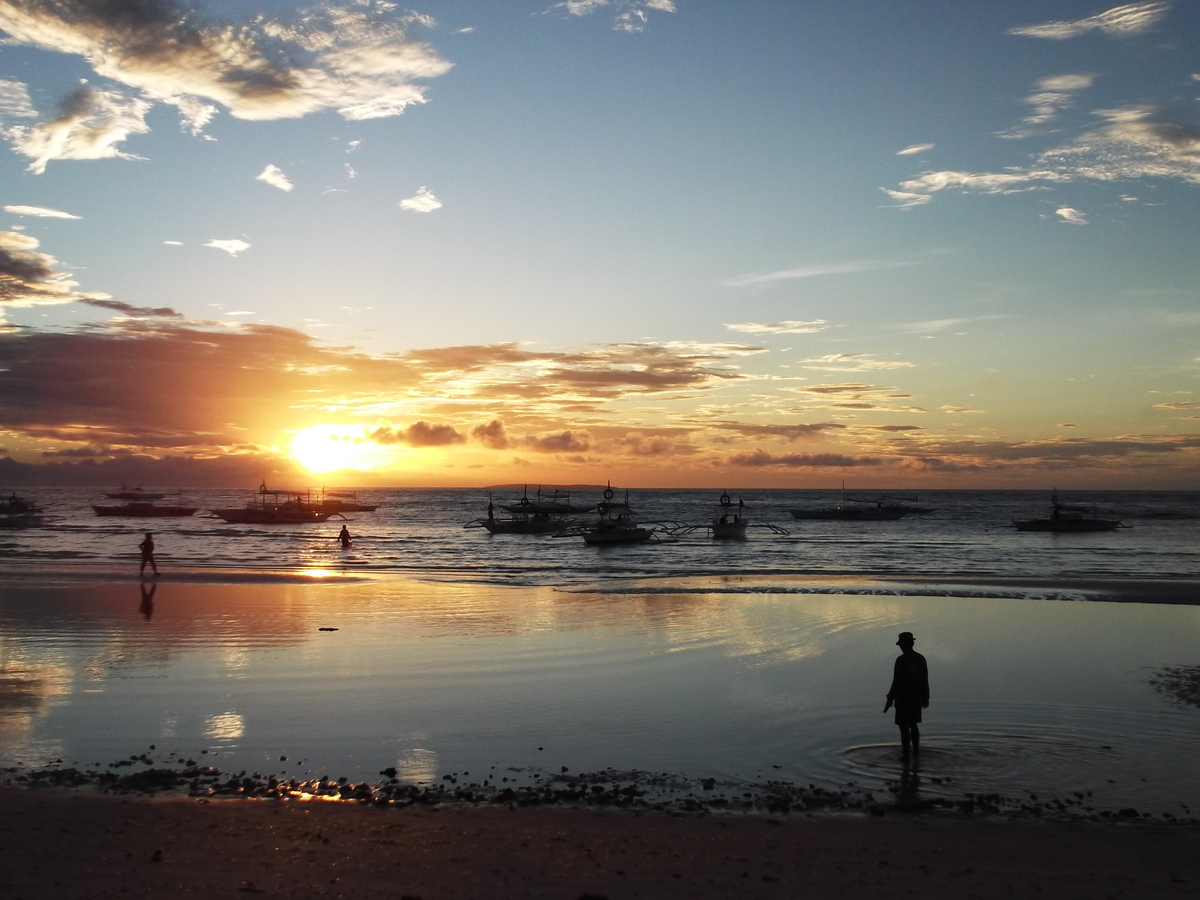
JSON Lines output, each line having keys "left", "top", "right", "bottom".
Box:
{"left": 2, "top": 789, "right": 1197, "bottom": 899}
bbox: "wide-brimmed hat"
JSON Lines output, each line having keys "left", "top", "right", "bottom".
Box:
{"left": 896, "top": 631, "right": 915, "bottom": 645}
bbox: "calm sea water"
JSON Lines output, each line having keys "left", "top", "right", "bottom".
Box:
{"left": 2, "top": 488, "right": 1199, "bottom": 814}
{"left": 3, "top": 487, "right": 1199, "bottom": 584}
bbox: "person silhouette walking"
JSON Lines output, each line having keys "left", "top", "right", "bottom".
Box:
{"left": 139, "top": 532, "right": 158, "bottom": 577}
{"left": 884, "top": 631, "right": 928, "bottom": 760}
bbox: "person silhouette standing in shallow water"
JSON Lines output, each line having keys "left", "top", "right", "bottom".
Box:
{"left": 337, "top": 524, "right": 352, "bottom": 549}
{"left": 884, "top": 631, "right": 929, "bottom": 760}
{"left": 138, "top": 532, "right": 158, "bottom": 578}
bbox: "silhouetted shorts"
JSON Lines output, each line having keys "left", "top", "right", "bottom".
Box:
{"left": 894, "top": 704, "right": 922, "bottom": 725}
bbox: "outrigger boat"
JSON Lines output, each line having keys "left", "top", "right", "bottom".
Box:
{"left": 790, "top": 483, "right": 905, "bottom": 521}
{"left": 671, "top": 493, "right": 789, "bottom": 539}
{"left": 208, "top": 484, "right": 340, "bottom": 524}
{"left": 574, "top": 485, "right": 668, "bottom": 545}
{"left": 465, "top": 486, "right": 592, "bottom": 534}
{"left": 1013, "top": 490, "right": 1125, "bottom": 533}
{"left": 0, "top": 493, "right": 45, "bottom": 528}
{"left": 711, "top": 492, "right": 748, "bottom": 538}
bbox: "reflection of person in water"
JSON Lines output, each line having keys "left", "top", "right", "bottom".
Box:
{"left": 884, "top": 631, "right": 929, "bottom": 760}
{"left": 139, "top": 582, "right": 157, "bottom": 620}
{"left": 139, "top": 532, "right": 158, "bottom": 577}
{"left": 337, "top": 525, "right": 352, "bottom": 549}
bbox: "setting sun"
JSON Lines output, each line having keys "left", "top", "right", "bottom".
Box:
{"left": 289, "top": 425, "right": 388, "bottom": 474}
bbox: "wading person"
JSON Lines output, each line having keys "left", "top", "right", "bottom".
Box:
{"left": 337, "top": 524, "right": 352, "bottom": 549}
{"left": 138, "top": 532, "right": 158, "bottom": 578}
{"left": 884, "top": 631, "right": 928, "bottom": 760}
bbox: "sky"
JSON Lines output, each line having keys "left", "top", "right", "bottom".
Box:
{"left": 1, "top": 0, "right": 1198, "bottom": 489}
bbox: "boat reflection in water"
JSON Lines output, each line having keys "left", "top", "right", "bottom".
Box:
{"left": 209, "top": 484, "right": 340, "bottom": 524}
{"left": 1014, "top": 490, "right": 1126, "bottom": 533}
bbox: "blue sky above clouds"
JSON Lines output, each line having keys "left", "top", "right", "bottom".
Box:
{"left": 0, "top": 0, "right": 1198, "bottom": 487}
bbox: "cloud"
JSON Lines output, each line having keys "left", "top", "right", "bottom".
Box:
{"left": 725, "top": 319, "right": 828, "bottom": 335}
{"left": 3, "top": 85, "right": 151, "bottom": 174}
{"left": 724, "top": 259, "right": 911, "bottom": 287}
{"left": 725, "top": 449, "right": 883, "bottom": 468}
{"left": 0, "top": 1, "right": 452, "bottom": 131}
{"left": 939, "top": 405, "right": 985, "bottom": 414}
{"left": 897, "top": 143, "right": 934, "bottom": 155}
{"left": 1008, "top": 2, "right": 1169, "bottom": 40}
{"left": 0, "top": 323, "right": 762, "bottom": 461}
{"left": 998, "top": 73, "right": 1096, "bottom": 138}
{"left": 369, "top": 421, "right": 465, "bottom": 447}
{"left": 544, "top": 0, "right": 676, "bottom": 32}
{"left": 1056, "top": 207, "right": 1089, "bottom": 225}
{"left": 610, "top": 431, "right": 692, "bottom": 457}
{"left": 78, "top": 298, "right": 181, "bottom": 318}
{"left": 0, "top": 78, "right": 37, "bottom": 119}
{"left": 708, "top": 421, "right": 846, "bottom": 442}
{"left": 256, "top": 164, "right": 294, "bottom": 192}
{"left": 0, "top": 230, "right": 107, "bottom": 318}
{"left": 522, "top": 430, "right": 590, "bottom": 453}
{"left": 204, "top": 239, "right": 250, "bottom": 256}
{"left": 4, "top": 204, "right": 80, "bottom": 219}
{"left": 800, "top": 353, "right": 915, "bottom": 372}
{"left": 471, "top": 419, "right": 510, "bottom": 449}
{"left": 888, "top": 104, "right": 1200, "bottom": 208}
{"left": 399, "top": 187, "right": 442, "bottom": 212}
{"left": 894, "top": 315, "right": 1004, "bottom": 334}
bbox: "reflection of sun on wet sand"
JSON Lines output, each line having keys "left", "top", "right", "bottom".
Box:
{"left": 1, "top": 788, "right": 1198, "bottom": 898}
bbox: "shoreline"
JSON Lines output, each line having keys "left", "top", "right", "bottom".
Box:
{"left": 2, "top": 563, "right": 1197, "bottom": 605}
{"left": 2, "top": 788, "right": 1198, "bottom": 899}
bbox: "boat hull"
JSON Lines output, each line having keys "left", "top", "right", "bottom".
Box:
{"left": 1013, "top": 518, "right": 1122, "bottom": 532}
{"left": 711, "top": 517, "right": 748, "bottom": 538}
{"left": 210, "top": 508, "right": 334, "bottom": 524}
{"left": 582, "top": 526, "right": 652, "bottom": 545}
{"left": 483, "top": 518, "right": 569, "bottom": 534}
{"left": 93, "top": 505, "right": 197, "bottom": 517}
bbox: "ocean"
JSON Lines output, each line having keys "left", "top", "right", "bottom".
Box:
{"left": 2, "top": 487, "right": 1199, "bottom": 817}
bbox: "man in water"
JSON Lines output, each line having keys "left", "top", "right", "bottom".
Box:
{"left": 884, "top": 631, "right": 928, "bottom": 760}
{"left": 138, "top": 532, "right": 158, "bottom": 577}
{"left": 337, "top": 524, "right": 352, "bottom": 549}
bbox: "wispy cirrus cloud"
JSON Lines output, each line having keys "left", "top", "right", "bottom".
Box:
{"left": 886, "top": 105, "right": 1200, "bottom": 208}
{"left": 1056, "top": 207, "right": 1088, "bottom": 225}
{"left": 724, "top": 319, "right": 828, "bottom": 335}
{"left": 724, "top": 259, "right": 911, "bottom": 287}
{"left": 897, "top": 143, "right": 934, "bottom": 155}
{"left": 256, "top": 164, "right": 294, "bottom": 193}
{"left": 800, "top": 353, "right": 915, "bottom": 372}
{"left": 399, "top": 187, "right": 442, "bottom": 213}
{"left": 999, "top": 73, "right": 1096, "bottom": 139}
{"left": 544, "top": 0, "right": 676, "bottom": 33}
{"left": 1008, "top": 2, "right": 1170, "bottom": 40}
{"left": 4, "top": 204, "right": 80, "bottom": 219}
{"left": 0, "top": 0, "right": 452, "bottom": 168}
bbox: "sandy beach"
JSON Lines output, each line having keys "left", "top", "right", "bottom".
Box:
{"left": 2, "top": 788, "right": 1198, "bottom": 899}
